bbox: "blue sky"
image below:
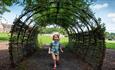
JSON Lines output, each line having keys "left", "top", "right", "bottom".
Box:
{"left": 91, "top": 0, "right": 115, "bottom": 33}
{"left": 1, "top": 5, "right": 23, "bottom": 24}
{"left": 1, "top": 0, "right": 115, "bottom": 33}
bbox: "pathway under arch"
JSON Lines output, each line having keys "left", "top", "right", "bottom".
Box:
{"left": 9, "top": 0, "right": 105, "bottom": 70}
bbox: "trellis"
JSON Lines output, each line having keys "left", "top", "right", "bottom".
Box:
{"left": 9, "top": 0, "right": 105, "bottom": 70}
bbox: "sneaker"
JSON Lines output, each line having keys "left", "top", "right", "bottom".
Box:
{"left": 56, "top": 61, "right": 60, "bottom": 65}
{"left": 53, "top": 67, "right": 56, "bottom": 70}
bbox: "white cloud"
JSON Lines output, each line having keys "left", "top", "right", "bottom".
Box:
{"left": 2, "top": 11, "right": 17, "bottom": 24}
{"left": 107, "top": 13, "right": 115, "bottom": 18}
{"left": 112, "top": 18, "right": 115, "bottom": 22}
{"left": 107, "top": 13, "right": 115, "bottom": 22}
{"left": 92, "top": 3, "right": 109, "bottom": 10}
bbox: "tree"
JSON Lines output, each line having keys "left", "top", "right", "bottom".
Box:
{"left": 105, "top": 32, "right": 115, "bottom": 40}
{"left": 105, "top": 32, "right": 109, "bottom": 39}
{"left": 0, "top": 0, "right": 18, "bottom": 14}
{"left": 39, "top": 26, "right": 67, "bottom": 35}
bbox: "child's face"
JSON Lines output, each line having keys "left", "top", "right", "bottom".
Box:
{"left": 53, "top": 35, "right": 59, "bottom": 41}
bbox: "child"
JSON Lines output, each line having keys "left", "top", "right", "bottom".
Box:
{"left": 48, "top": 34, "right": 63, "bottom": 70}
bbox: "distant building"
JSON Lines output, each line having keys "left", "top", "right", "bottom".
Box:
{"left": 0, "top": 22, "right": 12, "bottom": 33}
{"left": 0, "top": 23, "right": 3, "bottom": 32}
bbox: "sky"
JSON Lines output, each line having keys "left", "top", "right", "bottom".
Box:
{"left": 91, "top": 0, "right": 115, "bottom": 33}
{"left": 1, "top": 0, "right": 115, "bottom": 33}
{"left": 0, "top": 5, "right": 24, "bottom": 24}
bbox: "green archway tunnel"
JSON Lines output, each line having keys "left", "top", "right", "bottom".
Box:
{"left": 9, "top": 0, "right": 105, "bottom": 70}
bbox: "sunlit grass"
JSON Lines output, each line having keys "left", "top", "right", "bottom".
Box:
{"left": 37, "top": 35, "right": 115, "bottom": 49}
{"left": 0, "top": 32, "right": 10, "bottom": 41}
{"left": 0, "top": 33, "right": 115, "bottom": 49}
{"left": 106, "top": 40, "right": 115, "bottom": 49}
{"left": 37, "top": 34, "right": 68, "bottom": 47}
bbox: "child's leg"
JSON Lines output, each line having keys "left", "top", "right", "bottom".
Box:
{"left": 56, "top": 54, "right": 59, "bottom": 61}
{"left": 56, "top": 54, "right": 60, "bottom": 64}
{"left": 51, "top": 53, "right": 56, "bottom": 68}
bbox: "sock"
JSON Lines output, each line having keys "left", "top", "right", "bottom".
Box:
{"left": 56, "top": 60, "right": 60, "bottom": 65}
{"left": 54, "top": 60, "right": 56, "bottom": 67}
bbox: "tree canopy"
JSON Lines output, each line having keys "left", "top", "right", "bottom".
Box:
{"left": 0, "top": 0, "right": 17, "bottom": 14}
{"left": 27, "top": 0, "right": 97, "bottom": 29}
{"left": 39, "top": 26, "right": 66, "bottom": 35}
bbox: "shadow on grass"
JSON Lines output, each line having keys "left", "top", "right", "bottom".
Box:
{"left": 0, "top": 37, "right": 9, "bottom": 41}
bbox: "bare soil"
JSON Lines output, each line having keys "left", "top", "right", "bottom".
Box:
{"left": 0, "top": 42, "right": 115, "bottom": 70}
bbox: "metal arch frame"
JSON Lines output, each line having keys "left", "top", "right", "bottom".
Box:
{"left": 9, "top": 1, "right": 105, "bottom": 70}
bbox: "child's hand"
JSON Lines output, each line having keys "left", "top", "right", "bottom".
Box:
{"left": 61, "top": 50, "right": 64, "bottom": 53}
{"left": 48, "top": 51, "right": 51, "bottom": 54}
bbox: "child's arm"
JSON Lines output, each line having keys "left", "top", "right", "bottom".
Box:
{"left": 60, "top": 44, "right": 64, "bottom": 53}
{"left": 48, "top": 46, "right": 51, "bottom": 54}
{"left": 60, "top": 47, "right": 64, "bottom": 53}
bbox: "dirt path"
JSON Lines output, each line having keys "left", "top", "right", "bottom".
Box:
{"left": 0, "top": 42, "right": 10, "bottom": 70}
{"left": 16, "top": 49, "right": 92, "bottom": 70}
{"left": 102, "top": 49, "right": 115, "bottom": 70}
{"left": 0, "top": 42, "right": 115, "bottom": 70}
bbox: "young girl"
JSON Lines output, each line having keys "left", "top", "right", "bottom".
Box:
{"left": 48, "top": 34, "right": 63, "bottom": 70}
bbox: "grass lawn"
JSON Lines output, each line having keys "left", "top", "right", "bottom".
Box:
{"left": 0, "top": 33, "right": 115, "bottom": 49}
{"left": 37, "top": 35, "right": 115, "bottom": 49}
{"left": 0, "top": 32, "right": 10, "bottom": 41}
{"left": 106, "top": 40, "right": 115, "bottom": 49}
{"left": 37, "top": 34, "right": 68, "bottom": 47}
